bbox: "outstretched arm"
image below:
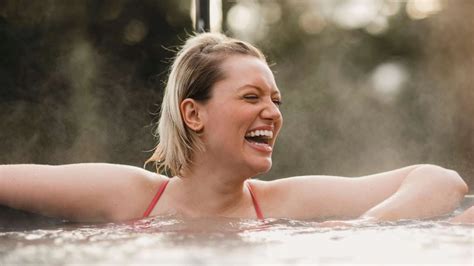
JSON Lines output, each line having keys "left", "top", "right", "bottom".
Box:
{"left": 0, "top": 163, "right": 163, "bottom": 222}
{"left": 359, "top": 165, "right": 468, "bottom": 220}
{"left": 259, "top": 164, "right": 468, "bottom": 221}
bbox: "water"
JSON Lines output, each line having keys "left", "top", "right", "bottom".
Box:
{"left": 1, "top": 214, "right": 473, "bottom": 265}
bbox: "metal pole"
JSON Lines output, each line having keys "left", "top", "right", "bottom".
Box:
{"left": 195, "top": 0, "right": 210, "bottom": 33}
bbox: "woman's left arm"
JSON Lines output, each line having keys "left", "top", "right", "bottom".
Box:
{"left": 358, "top": 164, "right": 468, "bottom": 221}
{"left": 260, "top": 164, "right": 468, "bottom": 221}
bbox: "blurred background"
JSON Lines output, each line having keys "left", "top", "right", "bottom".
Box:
{"left": 0, "top": 0, "right": 473, "bottom": 191}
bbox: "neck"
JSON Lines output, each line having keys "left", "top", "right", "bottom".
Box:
{"left": 170, "top": 156, "right": 254, "bottom": 217}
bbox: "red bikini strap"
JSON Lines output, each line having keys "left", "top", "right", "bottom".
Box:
{"left": 246, "top": 182, "right": 264, "bottom": 220}
{"left": 143, "top": 179, "right": 170, "bottom": 218}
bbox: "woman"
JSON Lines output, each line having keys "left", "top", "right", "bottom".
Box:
{"left": 0, "top": 33, "right": 470, "bottom": 223}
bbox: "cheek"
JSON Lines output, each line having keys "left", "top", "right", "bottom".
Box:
{"left": 216, "top": 108, "right": 252, "bottom": 126}
{"left": 205, "top": 111, "right": 242, "bottom": 141}
{"left": 203, "top": 103, "right": 256, "bottom": 139}
{"left": 276, "top": 118, "right": 283, "bottom": 137}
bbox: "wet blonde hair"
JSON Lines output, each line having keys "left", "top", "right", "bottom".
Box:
{"left": 147, "top": 33, "right": 266, "bottom": 176}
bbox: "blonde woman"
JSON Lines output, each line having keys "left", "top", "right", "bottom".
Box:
{"left": 0, "top": 33, "right": 470, "bottom": 223}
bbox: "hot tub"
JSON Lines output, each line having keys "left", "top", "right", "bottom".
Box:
{"left": 1, "top": 197, "right": 473, "bottom": 265}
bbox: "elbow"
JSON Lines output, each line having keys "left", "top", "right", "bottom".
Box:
{"left": 418, "top": 164, "right": 468, "bottom": 196}
{"left": 445, "top": 168, "right": 469, "bottom": 196}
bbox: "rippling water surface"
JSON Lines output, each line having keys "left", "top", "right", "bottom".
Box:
{"left": 1, "top": 215, "right": 473, "bottom": 265}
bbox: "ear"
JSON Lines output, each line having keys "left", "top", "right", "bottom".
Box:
{"left": 180, "top": 98, "right": 204, "bottom": 132}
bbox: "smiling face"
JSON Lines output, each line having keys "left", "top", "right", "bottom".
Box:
{"left": 197, "top": 55, "right": 283, "bottom": 176}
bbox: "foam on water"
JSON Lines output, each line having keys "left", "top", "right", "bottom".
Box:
{"left": 0, "top": 216, "right": 472, "bottom": 265}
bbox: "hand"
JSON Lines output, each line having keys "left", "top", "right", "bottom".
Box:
{"left": 448, "top": 206, "right": 474, "bottom": 224}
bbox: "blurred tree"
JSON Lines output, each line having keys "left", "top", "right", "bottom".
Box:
{"left": 0, "top": 0, "right": 192, "bottom": 166}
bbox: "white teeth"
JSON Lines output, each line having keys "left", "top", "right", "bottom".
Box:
{"left": 245, "top": 130, "right": 273, "bottom": 139}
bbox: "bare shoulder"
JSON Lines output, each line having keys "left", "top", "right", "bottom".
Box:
{"left": 132, "top": 167, "right": 169, "bottom": 200}
{"left": 0, "top": 163, "right": 170, "bottom": 222}
{"left": 246, "top": 176, "right": 348, "bottom": 219}
{"left": 117, "top": 164, "right": 168, "bottom": 187}
{"left": 71, "top": 163, "right": 170, "bottom": 221}
{"left": 111, "top": 164, "right": 169, "bottom": 215}
{"left": 58, "top": 163, "right": 169, "bottom": 192}
{"left": 245, "top": 165, "right": 430, "bottom": 219}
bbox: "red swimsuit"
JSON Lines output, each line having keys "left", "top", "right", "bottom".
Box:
{"left": 143, "top": 179, "right": 264, "bottom": 219}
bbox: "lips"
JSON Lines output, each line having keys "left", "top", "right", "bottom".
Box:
{"left": 245, "top": 138, "right": 273, "bottom": 152}
{"left": 244, "top": 125, "right": 275, "bottom": 153}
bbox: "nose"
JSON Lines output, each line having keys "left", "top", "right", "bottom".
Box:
{"left": 261, "top": 99, "right": 282, "bottom": 122}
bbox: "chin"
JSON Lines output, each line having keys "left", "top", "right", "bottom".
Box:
{"left": 249, "top": 159, "right": 272, "bottom": 175}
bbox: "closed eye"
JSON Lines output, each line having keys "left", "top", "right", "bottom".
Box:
{"left": 243, "top": 94, "right": 259, "bottom": 101}
{"left": 243, "top": 94, "right": 282, "bottom": 107}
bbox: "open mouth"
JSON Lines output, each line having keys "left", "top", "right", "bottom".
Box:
{"left": 245, "top": 130, "right": 273, "bottom": 150}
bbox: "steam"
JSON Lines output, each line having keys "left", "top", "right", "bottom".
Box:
{"left": 61, "top": 38, "right": 108, "bottom": 162}
{"left": 1, "top": 0, "right": 472, "bottom": 190}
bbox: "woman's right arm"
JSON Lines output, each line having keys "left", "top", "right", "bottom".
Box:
{"left": 0, "top": 163, "right": 164, "bottom": 222}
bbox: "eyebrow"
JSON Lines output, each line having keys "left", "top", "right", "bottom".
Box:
{"left": 238, "top": 84, "right": 281, "bottom": 97}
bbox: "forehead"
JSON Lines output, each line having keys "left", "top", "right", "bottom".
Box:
{"left": 216, "top": 55, "right": 280, "bottom": 94}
